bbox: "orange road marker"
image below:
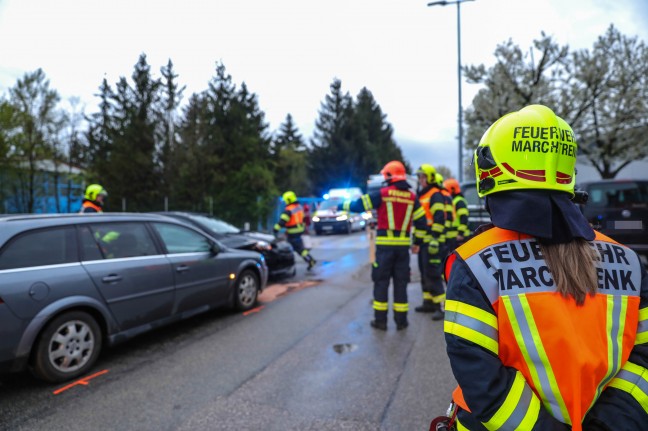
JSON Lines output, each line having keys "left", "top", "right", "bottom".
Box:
{"left": 242, "top": 305, "right": 265, "bottom": 316}
{"left": 53, "top": 369, "right": 109, "bottom": 395}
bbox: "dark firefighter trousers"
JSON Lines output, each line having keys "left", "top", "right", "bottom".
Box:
{"left": 418, "top": 243, "right": 446, "bottom": 307}
{"left": 372, "top": 245, "right": 410, "bottom": 326}
{"left": 287, "top": 234, "right": 314, "bottom": 264}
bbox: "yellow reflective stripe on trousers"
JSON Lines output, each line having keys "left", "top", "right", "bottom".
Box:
{"left": 393, "top": 302, "right": 408, "bottom": 312}
{"left": 608, "top": 361, "right": 648, "bottom": 414}
{"left": 444, "top": 300, "right": 499, "bottom": 355}
{"left": 587, "top": 295, "right": 628, "bottom": 415}
{"left": 373, "top": 301, "right": 388, "bottom": 311}
{"left": 637, "top": 306, "right": 648, "bottom": 345}
{"left": 376, "top": 236, "right": 410, "bottom": 246}
{"left": 502, "top": 295, "right": 571, "bottom": 425}
{"left": 432, "top": 293, "right": 446, "bottom": 303}
{"left": 482, "top": 371, "right": 541, "bottom": 430}
{"left": 386, "top": 202, "right": 395, "bottom": 230}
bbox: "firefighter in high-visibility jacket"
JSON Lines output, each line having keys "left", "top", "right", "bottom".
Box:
{"left": 340, "top": 161, "right": 415, "bottom": 330}
{"left": 411, "top": 164, "right": 447, "bottom": 321}
{"left": 274, "top": 191, "right": 317, "bottom": 270}
{"left": 436, "top": 173, "right": 456, "bottom": 257}
{"left": 443, "top": 178, "right": 471, "bottom": 251}
{"left": 80, "top": 184, "right": 107, "bottom": 213}
{"left": 441, "top": 105, "right": 648, "bottom": 430}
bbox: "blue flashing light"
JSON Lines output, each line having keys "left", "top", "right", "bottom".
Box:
{"left": 323, "top": 193, "right": 330, "bottom": 200}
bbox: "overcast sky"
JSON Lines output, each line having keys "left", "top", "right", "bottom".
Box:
{"left": 1, "top": 0, "right": 647, "bottom": 180}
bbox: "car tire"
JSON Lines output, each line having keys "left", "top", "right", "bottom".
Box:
{"left": 31, "top": 311, "right": 102, "bottom": 383}
{"left": 234, "top": 269, "right": 259, "bottom": 311}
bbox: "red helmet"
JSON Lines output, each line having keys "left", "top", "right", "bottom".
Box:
{"left": 380, "top": 161, "right": 407, "bottom": 182}
{"left": 443, "top": 178, "right": 461, "bottom": 195}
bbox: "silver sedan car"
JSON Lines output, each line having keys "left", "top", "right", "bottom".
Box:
{"left": 0, "top": 213, "right": 267, "bottom": 383}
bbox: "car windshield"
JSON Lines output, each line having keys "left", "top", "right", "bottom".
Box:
{"left": 318, "top": 199, "right": 344, "bottom": 210}
{"left": 587, "top": 182, "right": 648, "bottom": 208}
{"left": 187, "top": 214, "right": 240, "bottom": 234}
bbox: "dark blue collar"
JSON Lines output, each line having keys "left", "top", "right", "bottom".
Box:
{"left": 485, "top": 190, "right": 595, "bottom": 244}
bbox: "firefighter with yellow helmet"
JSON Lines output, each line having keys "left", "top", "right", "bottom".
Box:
{"left": 274, "top": 191, "right": 317, "bottom": 271}
{"left": 80, "top": 184, "right": 108, "bottom": 213}
{"left": 340, "top": 161, "right": 416, "bottom": 330}
{"left": 411, "top": 164, "right": 447, "bottom": 320}
{"left": 436, "top": 105, "right": 648, "bottom": 430}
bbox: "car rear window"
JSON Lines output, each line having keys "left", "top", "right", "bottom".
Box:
{"left": 0, "top": 227, "right": 77, "bottom": 270}
{"left": 587, "top": 182, "right": 648, "bottom": 208}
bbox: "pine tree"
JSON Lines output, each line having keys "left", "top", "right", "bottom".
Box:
{"left": 273, "top": 114, "right": 309, "bottom": 196}
{"left": 309, "top": 78, "right": 355, "bottom": 195}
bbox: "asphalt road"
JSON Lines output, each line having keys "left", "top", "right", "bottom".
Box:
{"left": 0, "top": 230, "right": 457, "bottom": 431}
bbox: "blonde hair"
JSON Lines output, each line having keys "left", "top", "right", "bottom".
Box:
{"left": 539, "top": 239, "right": 599, "bottom": 305}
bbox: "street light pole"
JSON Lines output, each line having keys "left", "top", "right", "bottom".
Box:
{"left": 427, "top": 0, "right": 474, "bottom": 183}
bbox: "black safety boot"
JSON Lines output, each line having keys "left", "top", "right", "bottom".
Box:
{"left": 370, "top": 320, "right": 388, "bottom": 331}
{"left": 415, "top": 301, "right": 436, "bottom": 313}
{"left": 396, "top": 321, "right": 409, "bottom": 331}
{"left": 307, "top": 258, "right": 317, "bottom": 271}
{"left": 431, "top": 308, "right": 445, "bottom": 321}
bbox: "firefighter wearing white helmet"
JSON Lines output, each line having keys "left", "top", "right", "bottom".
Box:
{"left": 435, "top": 105, "right": 648, "bottom": 430}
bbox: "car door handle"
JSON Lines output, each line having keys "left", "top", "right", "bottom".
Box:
{"left": 102, "top": 274, "right": 123, "bottom": 283}
{"left": 176, "top": 265, "right": 190, "bottom": 273}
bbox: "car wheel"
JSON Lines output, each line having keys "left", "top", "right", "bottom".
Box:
{"left": 234, "top": 269, "right": 259, "bottom": 311}
{"left": 32, "top": 311, "right": 102, "bottom": 383}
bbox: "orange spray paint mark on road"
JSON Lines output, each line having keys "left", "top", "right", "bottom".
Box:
{"left": 52, "top": 369, "right": 109, "bottom": 395}
{"left": 242, "top": 305, "right": 265, "bottom": 316}
{"left": 258, "top": 280, "right": 322, "bottom": 303}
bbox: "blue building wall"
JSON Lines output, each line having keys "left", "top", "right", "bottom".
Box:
{"left": 2, "top": 171, "right": 84, "bottom": 214}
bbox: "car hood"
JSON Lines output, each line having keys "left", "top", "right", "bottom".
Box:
{"left": 314, "top": 209, "right": 347, "bottom": 217}
{"left": 218, "top": 235, "right": 259, "bottom": 250}
{"left": 243, "top": 231, "right": 275, "bottom": 243}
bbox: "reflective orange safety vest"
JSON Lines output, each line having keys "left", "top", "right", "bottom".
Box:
{"left": 445, "top": 227, "right": 643, "bottom": 430}
{"left": 284, "top": 203, "right": 305, "bottom": 234}
{"left": 80, "top": 201, "right": 103, "bottom": 213}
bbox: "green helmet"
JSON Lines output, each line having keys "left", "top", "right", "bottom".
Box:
{"left": 416, "top": 164, "right": 436, "bottom": 184}
{"left": 85, "top": 184, "right": 108, "bottom": 201}
{"left": 434, "top": 173, "right": 444, "bottom": 186}
{"left": 474, "top": 105, "right": 577, "bottom": 197}
{"left": 282, "top": 191, "right": 297, "bottom": 205}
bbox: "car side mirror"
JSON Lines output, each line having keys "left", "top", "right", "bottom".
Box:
{"left": 210, "top": 242, "right": 221, "bottom": 255}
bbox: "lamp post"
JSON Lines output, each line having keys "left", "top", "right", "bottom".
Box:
{"left": 427, "top": 0, "right": 474, "bottom": 183}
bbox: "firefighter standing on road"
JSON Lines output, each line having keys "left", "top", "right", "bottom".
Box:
{"left": 340, "top": 161, "right": 415, "bottom": 330}
{"left": 80, "top": 184, "right": 107, "bottom": 213}
{"left": 274, "top": 191, "right": 317, "bottom": 271}
{"left": 411, "top": 164, "right": 446, "bottom": 321}
{"left": 443, "top": 178, "right": 471, "bottom": 251}
{"left": 441, "top": 105, "right": 648, "bottom": 430}
{"left": 436, "top": 173, "right": 456, "bottom": 256}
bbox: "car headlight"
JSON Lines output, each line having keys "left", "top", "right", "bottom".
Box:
{"left": 312, "top": 216, "right": 320, "bottom": 222}
{"left": 361, "top": 212, "right": 372, "bottom": 220}
{"left": 254, "top": 240, "right": 272, "bottom": 251}
{"left": 336, "top": 214, "right": 348, "bottom": 221}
